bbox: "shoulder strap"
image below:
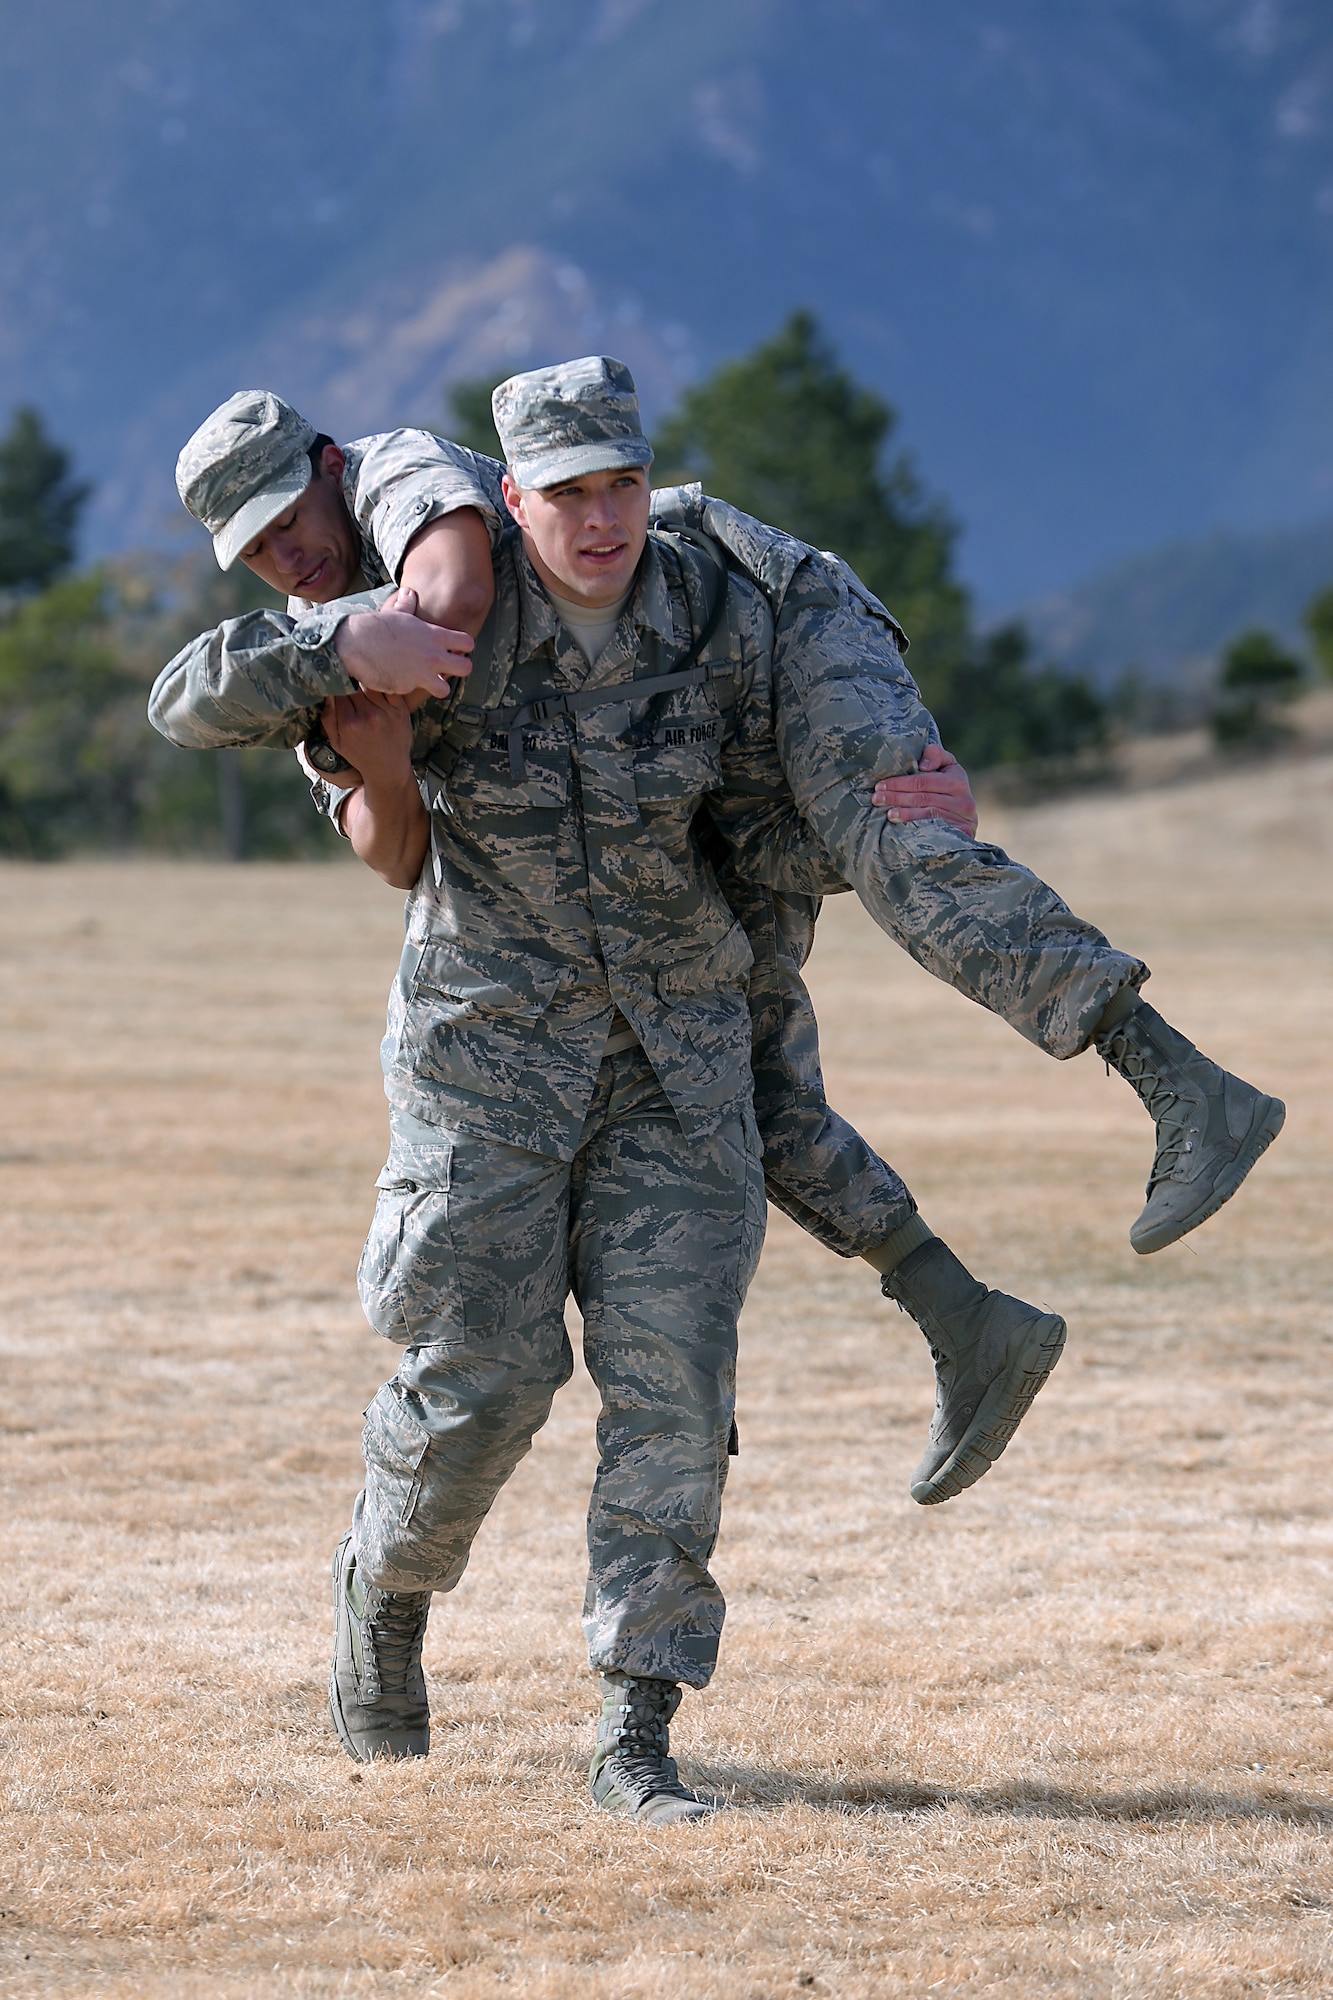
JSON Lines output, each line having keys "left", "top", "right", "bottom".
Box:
{"left": 481, "top": 527, "right": 735, "bottom": 779}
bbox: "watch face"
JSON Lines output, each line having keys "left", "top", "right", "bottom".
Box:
{"left": 304, "top": 727, "right": 353, "bottom": 775}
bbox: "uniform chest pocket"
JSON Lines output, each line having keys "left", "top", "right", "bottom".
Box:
{"left": 632, "top": 693, "right": 724, "bottom": 803}
{"left": 444, "top": 732, "right": 570, "bottom": 903}
{"left": 449, "top": 729, "right": 570, "bottom": 810}
{"left": 406, "top": 940, "right": 562, "bottom": 1102}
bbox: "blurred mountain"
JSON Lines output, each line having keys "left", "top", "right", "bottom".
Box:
{"left": 3, "top": 0, "right": 1333, "bottom": 601}
{"left": 95, "top": 243, "right": 698, "bottom": 553}
{"left": 1022, "top": 518, "right": 1333, "bottom": 688}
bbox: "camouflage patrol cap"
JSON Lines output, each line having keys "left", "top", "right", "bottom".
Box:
{"left": 492, "top": 356, "right": 653, "bottom": 490}
{"left": 176, "top": 390, "right": 319, "bottom": 569}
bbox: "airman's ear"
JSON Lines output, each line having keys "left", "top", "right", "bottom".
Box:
{"left": 318, "top": 443, "right": 347, "bottom": 483}
{"left": 500, "top": 471, "right": 529, "bottom": 530}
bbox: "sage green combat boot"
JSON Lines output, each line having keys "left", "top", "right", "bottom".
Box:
{"left": 883, "top": 1238, "right": 1067, "bottom": 1506}
{"left": 1094, "top": 997, "right": 1285, "bottom": 1255}
{"left": 329, "top": 1532, "right": 432, "bottom": 1763}
{"left": 589, "top": 1674, "right": 713, "bottom": 1824}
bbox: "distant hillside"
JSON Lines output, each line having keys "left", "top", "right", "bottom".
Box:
{"left": 97, "top": 245, "right": 697, "bottom": 560}
{"left": 3, "top": 0, "right": 1333, "bottom": 602}
{"left": 1020, "top": 521, "right": 1333, "bottom": 689}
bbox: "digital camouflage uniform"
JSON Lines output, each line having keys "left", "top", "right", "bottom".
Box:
{"left": 160, "top": 379, "right": 1282, "bottom": 1797}
{"left": 152, "top": 430, "right": 921, "bottom": 1258}
{"left": 153, "top": 508, "right": 844, "bottom": 1688}
{"left": 152, "top": 427, "right": 1145, "bottom": 1254}
{"left": 359, "top": 445, "right": 1145, "bottom": 1074}
{"left": 335, "top": 436, "right": 1147, "bottom": 1066}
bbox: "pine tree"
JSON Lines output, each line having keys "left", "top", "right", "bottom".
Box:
{"left": 444, "top": 377, "right": 505, "bottom": 462}
{"left": 1304, "top": 586, "right": 1333, "bottom": 679}
{"left": 1211, "top": 626, "right": 1304, "bottom": 751}
{"left": 0, "top": 406, "right": 90, "bottom": 594}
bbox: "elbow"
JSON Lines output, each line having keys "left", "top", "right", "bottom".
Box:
{"left": 146, "top": 673, "right": 184, "bottom": 744}
{"left": 147, "top": 697, "right": 202, "bottom": 749}
{"left": 379, "top": 840, "right": 425, "bottom": 890}
{"left": 450, "top": 572, "right": 494, "bottom": 635}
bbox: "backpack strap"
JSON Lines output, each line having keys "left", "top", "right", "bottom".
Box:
{"left": 468, "top": 527, "right": 735, "bottom": 780}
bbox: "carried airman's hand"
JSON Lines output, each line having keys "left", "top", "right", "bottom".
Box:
{"left": 873, "top": 742, "right": 979, "bottom": 838}
{"left": 335, "top": 585, "right": 473, "bottom": 698}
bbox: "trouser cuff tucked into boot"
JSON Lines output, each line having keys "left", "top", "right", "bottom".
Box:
{"left": 589, "top": 1674, "right": 713, "bottom": 1824}
{"left": 861, "top": 1210, "right": 935, "bottom": 1277}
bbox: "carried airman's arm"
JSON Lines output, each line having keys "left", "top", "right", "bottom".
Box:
{"left": 703, "top": 574, "right": 848, "bottom": 899}
{"left": 344, "top": 430, "right": 503, "bottom": 635}
{"left": 148, "top": 586, "right": 473, "bottom": 750}
{"left": 398, "top": 510, "right": 495, "bottom": 634}
{"left": 343, "top": 429, "right": 505, "bottom": 577}
{"left": 149, "top": 430, "right": 499, "bottom": 753}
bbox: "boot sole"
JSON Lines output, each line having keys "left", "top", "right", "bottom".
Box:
{"left": 590, "top": 1785, "right": 716, "bottom": 1824}
{"left": 1130, "top": 1095, "right": 1286, "bottom": 1255}
{"left": 910, "top": 1310, "right": 1067, "bottom": 1506}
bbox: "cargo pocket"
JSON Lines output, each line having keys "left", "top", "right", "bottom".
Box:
{"left": 403, "top": 939, "right": 562, "bottom": 1103}
{"left": 362, "top": 1382, "right": 432, "bottom": 1529}
{"left": 357, "top": 1180, "right": 468, "bottom": 1347}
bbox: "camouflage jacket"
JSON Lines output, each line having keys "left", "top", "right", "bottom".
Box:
{"left": 310, "top": 432, "right": 943, "bottom": 885}
{"left": 148, "top": 429, "right": 936, "bottom": 807}
{"left": 153, "top": 514, "right": 840, "bottom": 1158}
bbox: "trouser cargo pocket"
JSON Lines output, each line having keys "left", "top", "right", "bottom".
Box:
{"left": 361, "top": 1382, "right": 433, "bottom": 1530}
{"left": 357, "top": 1181, "right": 465, "bottom": 1346}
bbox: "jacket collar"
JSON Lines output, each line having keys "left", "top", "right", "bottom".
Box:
{"left": 512, "top": 534, "right": 677, "bottom": 669}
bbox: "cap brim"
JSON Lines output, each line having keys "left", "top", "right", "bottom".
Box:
{"left": 211, "top": 457, "right": 314, "bottom": 569}
{"left": 508, "top": 437, "right": 653, "bottom": 493}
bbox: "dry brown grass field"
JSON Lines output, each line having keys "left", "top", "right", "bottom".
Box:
{"left": 1, "top": 761, "right": 1330, "bottom": 1998}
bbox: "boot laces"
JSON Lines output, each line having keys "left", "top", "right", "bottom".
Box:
{"left": 361, "top": 1587, "right": 430, "bottom": 1701}
{"left": 1104, "top": 1031, "right": 1197, "bottom": 1189}
{"left": 602, "top": 1683, "right": 690, "bottom": 1800}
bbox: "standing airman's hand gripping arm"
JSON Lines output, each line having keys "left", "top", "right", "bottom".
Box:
{"left": 874, "top": 742, "right": 979, "bottom": 835}
{"left": 149, "top": 585, "right": 474, "bottom": 749}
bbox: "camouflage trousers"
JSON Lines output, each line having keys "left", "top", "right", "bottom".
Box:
{"left": 771, "top": 593, "right": 1148, "bottom": 1060}
{"left": 725, "top": 865, "right": 918, "bottom": 1258}
{"left": 352, "top": 1043, "right": 766, "bottom": 1690}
